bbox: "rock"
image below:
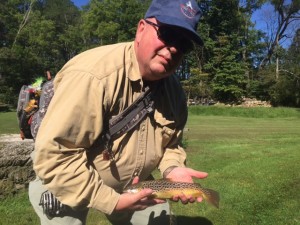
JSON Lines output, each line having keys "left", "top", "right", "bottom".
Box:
{"left": 240, "top": 97, "right": 271, "bottom": 107}
{"left": 0, "top": 135, "right": 34, "bottom": 198}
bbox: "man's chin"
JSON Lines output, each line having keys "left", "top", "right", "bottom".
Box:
{"left": 152, "top": 69, "right": 173, "bottom": 79}
{"left": 154, "top": 66, "right": 174, "bottom": 77}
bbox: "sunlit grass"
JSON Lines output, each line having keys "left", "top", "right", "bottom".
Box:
{"left": 171, "top": 114, "right": 300, "bottom": 225}
{"left": 1, "top": 108, "right": 299, "bottom": 225}
{"left": 0, "top": 112, "right": 19, "bottom": 134}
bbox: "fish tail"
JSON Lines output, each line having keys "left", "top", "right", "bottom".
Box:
{"left": 202, "top": 188, "right": 220, "bottom": 208}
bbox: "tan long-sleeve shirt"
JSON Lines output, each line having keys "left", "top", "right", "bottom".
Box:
{"left": 33, "top": 42, "right": 187, "bottom": 215}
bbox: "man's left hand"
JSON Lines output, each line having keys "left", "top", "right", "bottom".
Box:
{"left": 164, "top": 167, "right": 208, "bottom": 204}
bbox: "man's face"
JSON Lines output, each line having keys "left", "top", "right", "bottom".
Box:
{"left": 134, "top": 18, "right": 188, "bottom": 81}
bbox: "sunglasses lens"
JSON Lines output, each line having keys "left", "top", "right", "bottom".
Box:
{"left": 157, "top": 27, "right": 174, "bottom": 44}
{"left": 158, "top": 27, "right": 194, "bottom": 54}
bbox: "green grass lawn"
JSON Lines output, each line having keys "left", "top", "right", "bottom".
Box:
{"left": 0, "top": 108, "right": 299, "bottom": 225}
{"left": 175, "top": 115, "right": 300, "bottom": 225}
{"left": 0, "top": 112, "right": 19, "bottom": 134}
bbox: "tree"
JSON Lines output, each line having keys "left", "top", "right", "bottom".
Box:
{"left": 0, "top": 0, "right": 83, "bottom": 106}
{"left": 238, "top": 0, "right": 267, "bottom": 96}
{"left": 279, "top": 29, "right": 300, "bottom": 106}
{"left": 36, "top": 0, "right": 83, "bottom": 61}
{"left": 259, "top": 0, "right": 300, "bottom": 75}
{"left": 13, "top": 0, "right": 36, "bottom": 47}
{"left": 255, "top": 29, "right": 300, "bottom": 107}
{"left": 81, "top": 0, "right": 150, "bottom": 47}
{"left": 199, "top": 0, "right": 248, "bottom": 103}
{"left": 181, "top": 68, "right": 211, "bottom": 105}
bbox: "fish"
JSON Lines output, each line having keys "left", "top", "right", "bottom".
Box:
{"left": 123, "top": 179, "right": 220, "bottom": 208}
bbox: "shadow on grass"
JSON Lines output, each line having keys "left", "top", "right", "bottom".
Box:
{"left": 177, "top": 215, "right": 213, "bottom": 225}
{"left": 145, "top": 210, "right": 213, "bottom": 225}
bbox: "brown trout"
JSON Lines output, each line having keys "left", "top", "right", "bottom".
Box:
{"left": 124, "top": 179, "right": 220, "bottom": 208}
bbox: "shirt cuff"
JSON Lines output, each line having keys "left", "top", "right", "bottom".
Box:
{"left": 159, "top": 160, "right": 186, "bottom": 178}
{"left": 90, "top": 184, "right": 120, "bottom": 215}
{"left": 163, "top": 166, "right": 178, "bottom": 178}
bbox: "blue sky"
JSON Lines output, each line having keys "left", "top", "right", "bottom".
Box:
{"left": 72, "top": 0, "right": 89, "bottom": 8}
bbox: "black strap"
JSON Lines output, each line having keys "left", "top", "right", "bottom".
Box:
{"left": 107, "top": 86, "right": 154, "bottom": 140}
{"left": 101, "top": 86, "right": 155, "bottom": 160}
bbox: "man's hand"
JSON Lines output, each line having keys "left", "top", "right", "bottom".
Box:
{"left": 114, "top": 177, "right": 166, "bottom": 212}
{"left": 165, "top": 167, "right": 208, "bottom": 204}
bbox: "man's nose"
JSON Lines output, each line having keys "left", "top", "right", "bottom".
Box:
{"left": 167, "top": 45, "right": 179, "bottom": 54}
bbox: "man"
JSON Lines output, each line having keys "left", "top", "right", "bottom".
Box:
{"left": 31, "top": 0, "right": 208, "bottom": 224}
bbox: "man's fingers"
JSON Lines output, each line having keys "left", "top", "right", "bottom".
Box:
{"left": 132, "top": 176, "right": 139, "bottom": 184}
{"left": 186, "top": 168, "right": 208, "bottom": 179}
{"left": 140, "top": 197, "right": 166, "bottom": 205}
{"left": 136, "top": 188, "right": 153, "bottom": 199}
{"left": 196, "top": 197, "right": 203, "bottom": 202}
{"left": 116, "top": 187, "right": 163, "bottom": 212}
{"left": 132, "top": 189, "right": 166, "bottom": 210}
{"left": 171, "top": 194, "right": 199, "bottom": 204}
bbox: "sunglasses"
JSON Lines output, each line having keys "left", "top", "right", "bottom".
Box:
{"left": 145, "top": 19, "right": 194, "bottom": 54}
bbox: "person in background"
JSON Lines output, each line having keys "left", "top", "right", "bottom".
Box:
{"left": 30, "top": 0, "right": 208, "bottom": 224}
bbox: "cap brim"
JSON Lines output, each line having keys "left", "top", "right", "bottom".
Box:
{"left": 155, "top": 15, "right": 203, "bottom": 46}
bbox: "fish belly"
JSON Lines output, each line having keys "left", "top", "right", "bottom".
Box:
{"left": 152, "top": 189, "right": 202, "bottom": 199}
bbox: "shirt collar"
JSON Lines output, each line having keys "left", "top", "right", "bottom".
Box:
{"left": 128, "top": 42, "right": 142, "bottom": 82}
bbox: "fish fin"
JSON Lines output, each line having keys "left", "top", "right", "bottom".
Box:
{"left": 203, "top": 188, "right": 220, "bottom": 208}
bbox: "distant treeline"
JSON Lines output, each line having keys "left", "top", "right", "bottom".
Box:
{"left": 0, "top": 0, "right": 299, "bottom": 107}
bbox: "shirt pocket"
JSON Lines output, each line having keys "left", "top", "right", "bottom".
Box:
{"left": 161, "top": 126, "right": 175, "bottom": 148}
{"left": 154, "top": 109, "right": 176, "bottom": 148}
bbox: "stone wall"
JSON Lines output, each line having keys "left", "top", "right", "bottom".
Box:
{"left": 0, "top": 135, "right": 34, "bottom": 198}
{"left": 240, "top": 97, "right": 272, "bottom": 107}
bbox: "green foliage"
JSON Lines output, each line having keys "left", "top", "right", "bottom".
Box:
{"left": 195, "top": 1, "right": 249, "bottom": 103}
{"left": 0, "top": 0, "right": 299, "bottom": 108}
{"left": 268, "top": 74, "right": 300, "bottom": 107}
{"left": 253, "top": 29, "right": 300, "bottom": 107}
{"left": 0, "top": 0, "right": 83, "bottom": 106}
{"left": 204, "top": 35, "right": 247, "bottom": 103}
{"left": 0, "top": 0, "right": 153, "bottom": 107}
{"left": 81, "top": 0, "right": 150, "bottom": 46}
{"left": 181, "top": 65, "right": 212, "bottom": 102}
{"left": 277, "top": 29, "right": 300, "bottom": 107}
{"left": 192, "top": 0, "right": 300, "bottom": 107}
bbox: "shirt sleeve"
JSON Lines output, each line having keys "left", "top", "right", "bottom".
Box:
{"left": 158, "top": 128, "right": 187, "bottom": 175}
{"left": 33, "top": 71, "right": 120, "bottom": 215}
{"left": 157, "top": 77, "right": 188, "bottom": 176}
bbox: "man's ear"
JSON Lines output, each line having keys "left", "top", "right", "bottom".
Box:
{"left": 135, "top": 19, "right": 146, "bottom": 43}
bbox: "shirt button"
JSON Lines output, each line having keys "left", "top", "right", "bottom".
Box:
{"left": 167, "top": 130, "right": 171, "bottom": 135}
{"left": 141, "top": 126, "right": 145, "bottom": 131}
{"left": 139, "top": 150, "right": 143, "bottom": 155}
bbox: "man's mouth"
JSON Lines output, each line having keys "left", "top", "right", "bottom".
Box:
{"left": 158, "top": 54, "right": 171, "bottom": 68}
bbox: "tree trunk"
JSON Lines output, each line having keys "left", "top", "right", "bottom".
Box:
{"left": 12, "top": 0, "right": 36, "bottom": 48}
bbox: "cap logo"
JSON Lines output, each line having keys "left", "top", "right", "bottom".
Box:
{"left": 180, "top": 1, "right": 197, "bottom": 19}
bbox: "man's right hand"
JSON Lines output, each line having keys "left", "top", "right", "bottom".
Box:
{"left": 114, "top": 177, "right": 165, "bottom": 212}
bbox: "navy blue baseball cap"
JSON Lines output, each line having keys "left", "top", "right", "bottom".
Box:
{"left": 145, "top": 0, "right": 203, "bottom": 45}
